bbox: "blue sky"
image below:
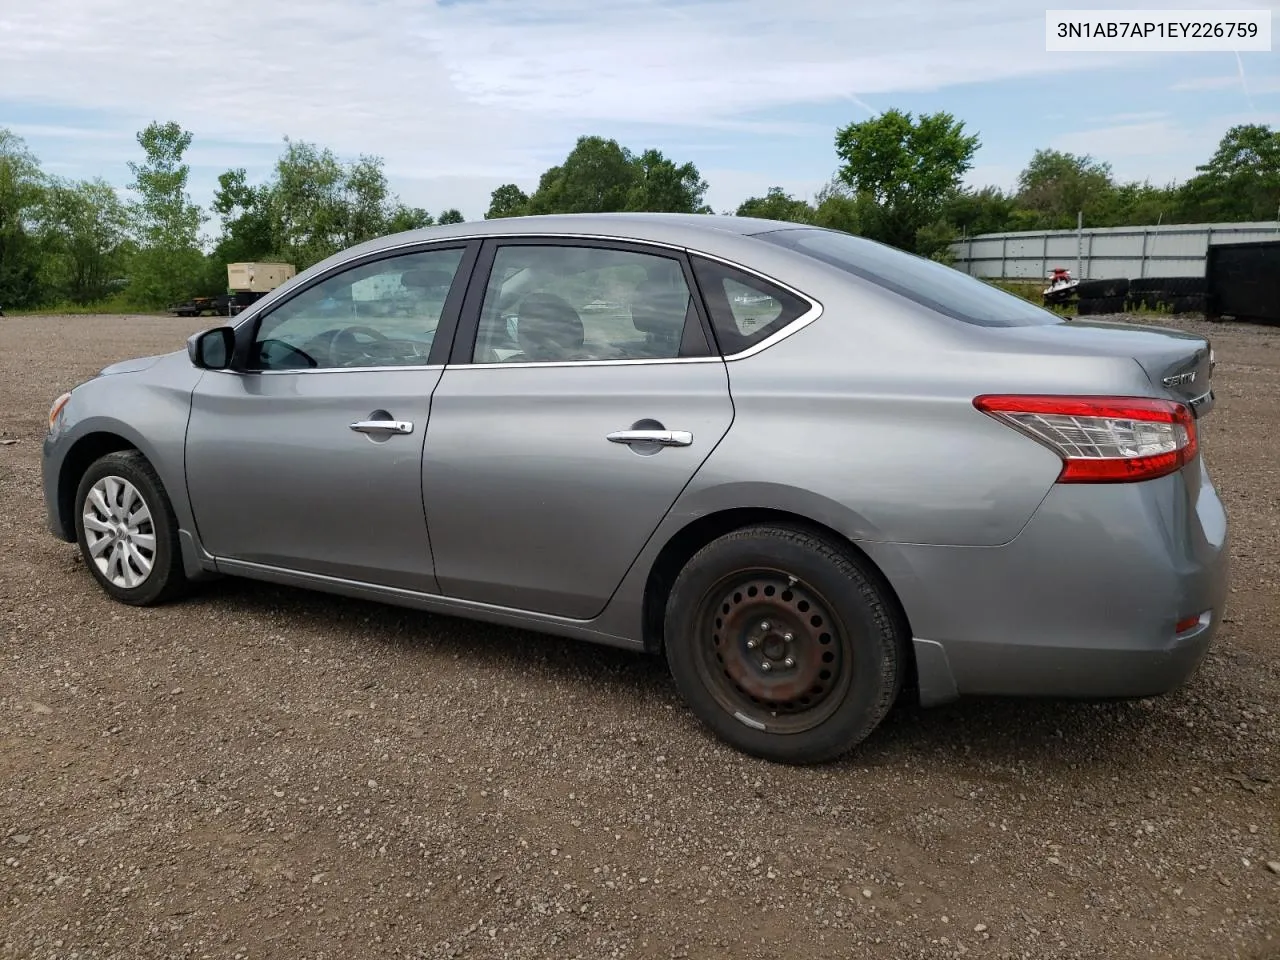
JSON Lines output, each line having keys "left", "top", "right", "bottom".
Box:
{"left": 2, "top": 0, "right": 1278, "bottom": 233}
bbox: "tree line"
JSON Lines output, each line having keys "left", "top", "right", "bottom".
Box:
{"left": 1, "top": 111, "right": 1277, "bottom": 311}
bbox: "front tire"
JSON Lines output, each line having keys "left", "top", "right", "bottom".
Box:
{"left": 664, "top": 524, "right": 904, "bottom": 764}
{"left": 74, "top": 451, "right": 189, "bottom": 606}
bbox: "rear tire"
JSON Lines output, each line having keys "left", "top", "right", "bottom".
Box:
{"left": 664, "top": 524, "right": 903, "bottom": 764}
{"left": 74, "top": 451, "right": 189, "bottom": 606}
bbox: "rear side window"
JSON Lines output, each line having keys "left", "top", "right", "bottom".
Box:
{"left": 758, "top": 227, "right": 1064, "bottom": 328}
{"left": 692, "top": 257, "right": 810, "bottom": 355}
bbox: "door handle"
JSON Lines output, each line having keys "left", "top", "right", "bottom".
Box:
{"left": 350, "top": 419, "right": 414, "bottom": 435}
{"left": 606, "top": 429, "right": 693, "bottom": 447}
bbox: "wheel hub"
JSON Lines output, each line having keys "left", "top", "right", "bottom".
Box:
{"left": 703, "top": 574, "right": 846, "bottom": 723}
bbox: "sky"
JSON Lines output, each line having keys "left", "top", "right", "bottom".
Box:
{"left": 2, "top": 0, "right": 1279, "bottom": 232}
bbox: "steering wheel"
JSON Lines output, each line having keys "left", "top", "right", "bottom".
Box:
{"left": 326, "top": 325, "right": 391, "bottom": 366}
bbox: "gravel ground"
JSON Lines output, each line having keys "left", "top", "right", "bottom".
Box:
{"left": 1, "top": 312, "right": 1278, "bottom": 960}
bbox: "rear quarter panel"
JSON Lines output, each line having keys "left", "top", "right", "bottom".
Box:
{"left": 695, "top": 274, "right": 1157, "bottom": 547}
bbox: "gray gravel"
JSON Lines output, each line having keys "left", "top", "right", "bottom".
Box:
{"left": 1, "top": 312, "right": 1278, "bottom": 959}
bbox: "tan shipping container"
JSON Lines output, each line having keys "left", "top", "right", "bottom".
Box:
{"left": 227, "top": 262, "right": 297, "bottom": 293}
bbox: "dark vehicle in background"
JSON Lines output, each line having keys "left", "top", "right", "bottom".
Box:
{"left": 170, "top": 262, "right": 298, "bottom": 318}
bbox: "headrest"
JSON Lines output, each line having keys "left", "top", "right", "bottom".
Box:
{"left": 516, "top": 292, "right": 585, "bottom": 361}
{"left": 630, "top": 281, "right": 690, "bottom": 336}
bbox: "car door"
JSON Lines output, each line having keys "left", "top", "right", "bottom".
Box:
{"left": 423, "top": 238, "right": 734, "bottom": 619}
{"left": 185, "top": 242, "right": 476, "bottom": 592}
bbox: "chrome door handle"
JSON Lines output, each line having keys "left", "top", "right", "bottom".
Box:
{"left": 606, "top": 429, "right": 693, "bottom": 447}
{"left": 350, "top": 419, "right": 414, "bottom": 435}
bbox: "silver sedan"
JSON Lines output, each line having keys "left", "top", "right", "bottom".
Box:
{"left": 41, "top": 213, "right": 1228, "bottom": 764}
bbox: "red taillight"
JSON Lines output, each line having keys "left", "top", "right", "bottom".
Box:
{"left": 973, "top": 394, "right": 1198, "bottom": 483}
{"left": 1174, "top": 614, "right": 1201, "bottom": 634}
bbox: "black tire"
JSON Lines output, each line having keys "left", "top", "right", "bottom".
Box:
{"left": 1162, "top": 276, "right": 1207, "bottom": 295}
{"left": 1129, "top": 277, "right": 1163, "bottom": 293}
{"left": 663, "top": 524, "right": 904, "bottom": 765}
{"left": 1077, "top": 296, "right": 1126, "bottom": 316}
{"left": 1171, "top": 294, "right": 1206, "bottom": 314}
{"left": 74, "top": 451, "right": 189, "bottom": 606}
{"left": 1076, "top": 278, "right": 1128, "bottom": 299}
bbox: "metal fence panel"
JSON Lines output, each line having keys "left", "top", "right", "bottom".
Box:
{"left": 951, "top": 221, "right": 1280, "bottom": 280}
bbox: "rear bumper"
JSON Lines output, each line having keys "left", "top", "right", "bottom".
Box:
{"left": 863, "top": 458, "right": 1229, "bottom": 705}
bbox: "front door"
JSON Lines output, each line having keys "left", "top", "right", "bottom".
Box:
{"left": 186, "top": 244, "right": 472, "bottom": 591}
{"left": 423, "top": 239, "right": 734, "bottom": 619}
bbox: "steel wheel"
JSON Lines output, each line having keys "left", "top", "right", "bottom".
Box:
{"left": 693, "top": 569, "right": 854, "bottom": 735}
{"left": 81, "top": 475, "right": 156, "bottom": 589}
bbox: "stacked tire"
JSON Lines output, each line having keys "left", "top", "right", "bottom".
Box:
{"left": 1074, "top": 278, "right": 1129, "bottom": 316}
{"left": 1073, "top": 276, "right": 1208, "bottom": 316}
{"left": 1126, "top": 277, "right": 1208, "bottom": 316}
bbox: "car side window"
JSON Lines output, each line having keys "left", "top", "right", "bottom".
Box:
{"left": 250, "top": 248, "right": 465, "bottom": 370}
{"left": 471, "top": 245, "right": 697, "bottom": 364}
{"left": 691, "top": 256, "right": 810, "bottom": 356}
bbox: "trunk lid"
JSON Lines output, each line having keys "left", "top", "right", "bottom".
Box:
{"left": 983, "top": 318, "right": 1215, "bottom": 416}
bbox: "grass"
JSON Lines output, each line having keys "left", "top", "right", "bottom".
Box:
{"left": 3, "top": 291, "right": 170, "bottom": 316}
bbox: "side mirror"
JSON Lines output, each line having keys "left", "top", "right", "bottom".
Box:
{"left": 187, "top": 327, "right": 235, "bottom": 370}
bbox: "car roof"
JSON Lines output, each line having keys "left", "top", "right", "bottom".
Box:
{"left": 342, "top": 212, "right": 806, "bottom": 260}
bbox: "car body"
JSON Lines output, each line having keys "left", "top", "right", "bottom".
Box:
{"left": 42, "top": 213, "right": 1229, "bottom": 763}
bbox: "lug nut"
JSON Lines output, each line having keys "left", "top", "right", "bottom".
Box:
{"left": 746, "top": 638, "right": 758, "bottom": 649}
{"left": 761, "top": 661, "right": 772, "bottom": 672}
{"left": 784, "top": 657, "right": 795, "bottom": 668}
{"left": 783, "top": 632, "right": 794, "bottom": 643}
{"left": 760, "top": 621, "right": 770, "bottom": 631}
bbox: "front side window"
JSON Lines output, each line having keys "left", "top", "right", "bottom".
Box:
{"left": 471, "top": 245, "right": 699, "bottom": 363}
{"left": 250, "top": 247, "right": 465, "bottom": 370}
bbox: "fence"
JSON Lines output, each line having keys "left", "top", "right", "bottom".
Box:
{"left": 949, "top": 221, "right": 1280, "bottom": 280}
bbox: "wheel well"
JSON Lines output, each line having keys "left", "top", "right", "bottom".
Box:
{"left": 640, "top": 507, "right": 917, "bottom": 688}
{"left": 57, "top": 433, "right": 139, "bottom": 540}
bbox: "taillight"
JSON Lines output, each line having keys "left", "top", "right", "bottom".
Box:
{"left": 973, "top": 395, "right": 1198, "bottom": 483}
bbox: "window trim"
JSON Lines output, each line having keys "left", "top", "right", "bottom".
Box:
{"left": 222, "top": 240, "right": 480, "bottom": 374}
{"left": 445, "top": 236, "right": 721, "bottom": 369}
{"left": 220, "top": 232, "right": 824, "bottom": 372}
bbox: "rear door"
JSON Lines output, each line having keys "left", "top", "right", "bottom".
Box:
{"left": 422, "top": 238, "right": 734, "bottom": 619}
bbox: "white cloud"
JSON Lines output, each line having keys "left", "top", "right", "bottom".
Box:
{"left": 1171, "top": 73, "right": 1280, "bottom": 94}
{"left": 5, "top": 0, "right": 1280, "bottom": 216}
{"left": 0, "top": 0, "right": 1133, "bottom": 172}
{"left": 1050, "top": 111, "right": 1280, "bottom": 184}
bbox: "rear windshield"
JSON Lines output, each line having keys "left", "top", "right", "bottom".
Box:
{"left": 758, "top": 227, "right": 1064, "bottom": 328}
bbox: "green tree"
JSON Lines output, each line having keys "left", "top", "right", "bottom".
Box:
{"left": 1178, "top": 124, "right": 1280, "bottom": 222}
{"left": 735, "top": 186, "right": 815, "bottom": 223}
{"left": 945, "top": 186, "right": 1017, "bottom": 237}
{"left": 526, "top": 136, "right": 635, "bottom": 214}
{"left": 211, "top": 168, "right": 275, "bottom": 264}
{"left": 126, "top": 121, "right": 205, "bottom": 306}
{"left": 1014, "top": 149, "right": 1115, "bottom": 229}
{"left": 0, "top": 129, "right": 47, "bottom": 308}
{"left": 437, "top": 208, "right": 465, "bottom": 224}
{"left": 1107, "top": 180, "right": 1179, "bottom": 226}
{"left": 485, "top": 183, "right": 529, "bottom": 219}
{"left": 387, "top": 205, "right": 434, "bottom": 233}
{"left": 341, "top": 155, "right": 392, "bottom": 246}
{"left": 626, "top": 149, "right": 708, "bottom": 213}
{"left": 39, "top": 178, "right": 133, "bottom": 304}
{"left": 833, "top": 109, "right": 979, "bottom": 254}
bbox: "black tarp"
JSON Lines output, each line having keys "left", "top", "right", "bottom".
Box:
{"left": 1208, "top": 241, "right": 1280, "bottom": 324}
